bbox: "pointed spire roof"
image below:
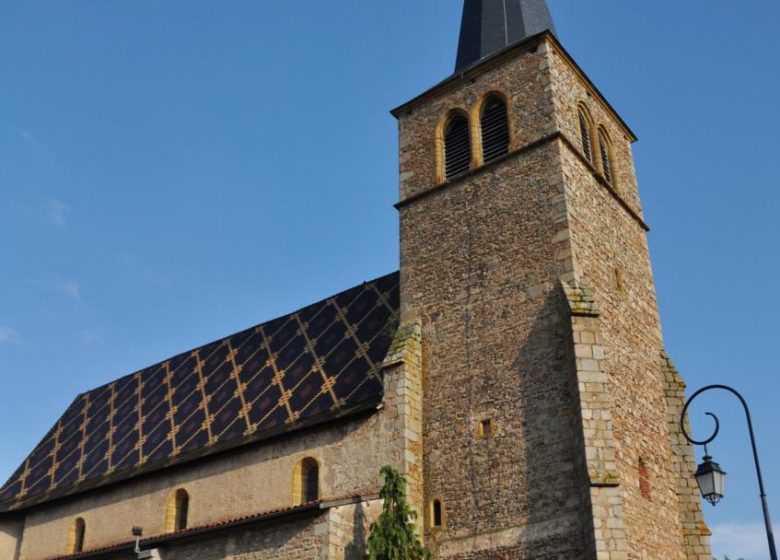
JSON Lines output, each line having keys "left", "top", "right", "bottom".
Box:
{"left": 455, "top": 0, "right": 557, "bottom": 72}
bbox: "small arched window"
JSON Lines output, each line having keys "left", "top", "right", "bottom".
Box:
{"left": 480, "top": 96, "right": 509, "bottom": 164}
{"left": 68, "top": 517, "right": 86, "bottom": 554}
{"left": 598, "top": 129, "right": 615, "bottom": 186}
{"left": 444, "top": 114, "right": 471, "bottom": 180}
{"left": 165, "top": 488, "right": 190, "bottom": 532}
{"left": 293, "top": 457, "right": 320, "bottom": 505}
{"left": 578, "top": 107, "right": 593, "bottom": 162}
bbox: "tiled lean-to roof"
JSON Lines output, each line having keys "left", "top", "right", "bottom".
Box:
{"left": 0, "top": 272, "right": 399, "bottom": 513}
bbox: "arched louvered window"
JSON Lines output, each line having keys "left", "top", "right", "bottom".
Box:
{"left": 293, "top": 457, "right": 320, "bottom": 505}
{"left": 68, "top": 517, "right": 86, "bottom": 553}
{"left": 480, "top": 96, "right": 509, "bottom": 164}
{"left": 598, "top": 129, "right": 614, "bottom": 186}
{"left": 444, "top": 114, "right": 471, "bottom": 180}
{"left": 166, "top": 488, "right": 190, "bottom": 532}
{"left": 578, "top": 108, "right": 593, "bottom": 162}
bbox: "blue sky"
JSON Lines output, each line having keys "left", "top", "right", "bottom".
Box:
{"left": 1, "top": 1, "right": 778, "bottom": 558}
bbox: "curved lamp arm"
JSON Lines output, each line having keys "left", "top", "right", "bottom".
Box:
{"left": 681, "top": 384, "right": 777, "bottom": 560}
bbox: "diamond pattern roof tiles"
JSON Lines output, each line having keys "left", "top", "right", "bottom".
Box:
{"left": 0, "top": 272, "right": 399, "bottom": 512}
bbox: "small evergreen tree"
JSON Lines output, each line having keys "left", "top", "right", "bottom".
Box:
{"left": 367, "top": 466, "right": 430, "bottom": 560}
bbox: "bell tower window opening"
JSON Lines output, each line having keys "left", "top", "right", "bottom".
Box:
{"left": 444, "top": 114, "right": 472, "bottom": 180}
{"left": 598, "top": 129, "right": 614, "bottom": 186}
{"left": 480, "top": 96, "right": 509, "bottom": 164}
{"left": 578, "top": 107, "right": 593, "bottom": 162}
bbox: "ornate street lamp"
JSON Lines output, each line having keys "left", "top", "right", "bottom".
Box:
{"left": 681, "top": 384, "right": 777, "bottom": 560}
{"left": 694, "top": 455, "right": 727, "bottom": 506}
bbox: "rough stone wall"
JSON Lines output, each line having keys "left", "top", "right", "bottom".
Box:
{"left": 662, "top": 352, "right": 713, "bottom": 560}
{"left": 382, "top": 320, "right": 425, "bottom": 518}
{"left": 548, "top": 43, "right": 706, "bottom": 559}
{"left": 56, "top": 500, "right": 384, "bottom": 560}
{"left": 158, "top": 500, "right": 382, "bottom": 560}
{"left": 397, "top": 39, "right": 557, "bottom": 203}
{"left": 161, "top": 513, "right": 328, "bottom": 560}
{"left": 397, "top": 39, "right": 589, "bottom": 559}
{"left": 324, "top": 500, "right": 384, "bottom": 559}
{"left": 0, "top": 516, "right": 23, "bottom": 560}
{"left": 396, "top": 31, "right": 708, "bottom": 559}
{"left": 562, "top": 283, "right": 628, "bottom": 560}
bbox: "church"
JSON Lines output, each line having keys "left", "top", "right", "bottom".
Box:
{"left": 0, "top": 1, "right": 714, "bottom": 558}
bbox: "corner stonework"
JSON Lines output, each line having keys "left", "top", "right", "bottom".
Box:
{"left": 562, "top": 281, "right": 628, "bottom": 560}
{"left": 662, "top": 352, "right": 713, "bottom": 560}
{"left": 381, "top": 319, "right": 424, "bottom": 524}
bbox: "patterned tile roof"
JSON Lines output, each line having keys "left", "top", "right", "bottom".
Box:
{"left": 0, "top": 273, "right": 399, "bottom": 513}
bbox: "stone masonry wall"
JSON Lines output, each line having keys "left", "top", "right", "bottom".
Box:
{"left": 397, "top": 38, "right": 590, "bottom": 558}
{"left": 47, "top": 499, "right": 385, "bottom": 560}
{"left": 562, "top": 283, "right": 628, "bottom": 560}
{"left": 0, "top": 517, "right": 23, "bottom": 560}
{"left": 548, "top": 42, "right": 706, "bottom": 559}
{"left": 162, "top": 512, "right": 328, "bottom": 560}
{"left": 662, "top": 352, "right": 713, "bottom": 560}
{"left": 382, "top": 320, "right": 425, "bottom": 520}
{"left": 395, "top": 31, "right": 707, "bottom": 559}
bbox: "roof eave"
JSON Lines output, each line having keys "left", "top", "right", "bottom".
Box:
{"left": 0, "top": 398, "right": 382, "bottom": 515}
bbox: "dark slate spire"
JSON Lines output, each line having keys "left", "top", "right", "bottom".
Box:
{"left": 455, "top": 0, "right": 557, "bottom": 72}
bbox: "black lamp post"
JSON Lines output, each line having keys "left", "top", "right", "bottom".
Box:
{"left": 681, "top": 384, "right": 777, "bottom": 560}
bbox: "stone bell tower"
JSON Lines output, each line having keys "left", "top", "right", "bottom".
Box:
{"left": 391, "top": 1, "right": 712, "bottom": 558}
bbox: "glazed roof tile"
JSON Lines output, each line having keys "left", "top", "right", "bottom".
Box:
{"left": 0, "top": 273, "right": 399, "bottom": 513}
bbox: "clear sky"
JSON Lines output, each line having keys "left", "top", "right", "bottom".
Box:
{"left": 1, "top": 1, "right": 778, "bottom": 558}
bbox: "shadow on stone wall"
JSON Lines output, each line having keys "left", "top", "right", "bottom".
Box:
{"left": 344, "top": 501, "right": 368, "bottom": 559}
{"left": 510, "top": 286, "right": 589, "bottom": 559}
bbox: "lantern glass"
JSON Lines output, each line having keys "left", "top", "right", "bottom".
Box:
{"left": 695, "top": 456, "right": 726, "bottom": 506}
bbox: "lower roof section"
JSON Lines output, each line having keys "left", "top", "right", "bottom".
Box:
{"left": 0, "top": 272, "right": 399, "bottom": 513}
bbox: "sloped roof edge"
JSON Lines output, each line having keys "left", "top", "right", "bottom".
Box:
{"left": 1, "top": 272, "right": 400, "bottom": 513}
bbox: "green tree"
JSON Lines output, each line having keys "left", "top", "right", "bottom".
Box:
{"left": 716, "top": 555, "right": 747, "bottom": 560}
{"left": 367, "top": 466, "right": 430, "bottom": 560}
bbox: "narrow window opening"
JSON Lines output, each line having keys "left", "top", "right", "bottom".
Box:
{"left": 444, "top": 115, "right": 471, "bottom": 179}
{"left": 480, "top": 97, "right": 509, "bottom": 164}
{"left": 432, "top": 499, "right": 443, "bottom": 528}
{"left": 304, "top": 460, "right": 319, "bottom": 502}
{"left": 70, "top": 517, "right": 86, "bottom": 553}
{"left": 579, "top": 110, "right": 592, "bottom": 162}
{"left": 614, "top": 268, "right": 624, "bottom": 292}
{"left": 294, "top": 457, "right": 320, "bottom": 505}
{"left": 174, "top": 489, "right": 189, "bottom": 531}
{"left": 599, "top": 132, "right": 613, "bottom": 185}
{"left": 638, "top": 459, "right": 652, "bottom": 501}
{"left": 478, "top": 418, "right": 495, "bottom": 438}
{"left": 166, "top": 488, "right": 190, "bottom": 532}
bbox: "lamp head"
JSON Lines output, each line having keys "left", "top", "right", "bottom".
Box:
{"left": 695, "top": 455, "right": 727, "bottom": 506}
{"left": 132, "top": 526, "right": 143, "bottom": 537}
